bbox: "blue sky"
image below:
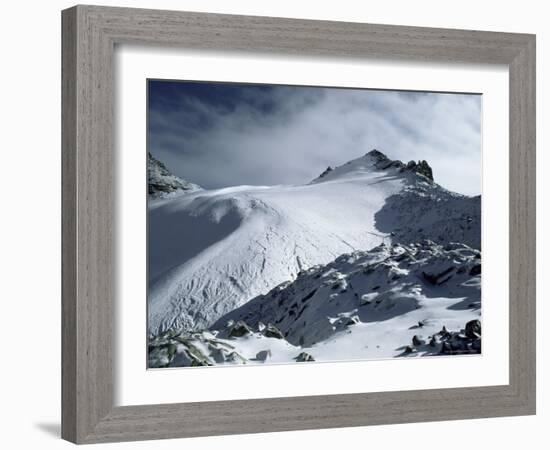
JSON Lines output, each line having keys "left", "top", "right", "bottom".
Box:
{"left": 148, "top": 80, "right": 481, "bottom": 195}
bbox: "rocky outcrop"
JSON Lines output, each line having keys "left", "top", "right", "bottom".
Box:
{"left": 148, "top": 152, "right": 202, "bottom": 197}
{"left": 215, "top": 240, "right": 481, "bottom": 348}
{"left": 148, "top": 329, "right": 247, "bottom": 368}
{"left": 367, "top": 149, "right": 434, "bottom": 182}
{"left": 262, "top": 323, "right": 285, "bottom": 339}
{"left": 403, "top": 320, "right": 482, "bottom": 356}
{"left": 228, "top": 320, "right": 253, "bottom": 338}
{"left": 295, "top": 352, "right": 315, "bottom": 362}
{"left": 404, "top": 160, "right": 433, "bottom": 181}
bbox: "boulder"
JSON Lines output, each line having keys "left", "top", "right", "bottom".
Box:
{"left": 403, "top": 345, "right": 415, "bottom": 354}
{"left": 295, "top": 352, "right": 315, "bottom": 362}
{"left": 465, "top": 319, "right": 481, "bottom": 339}
{"left": 263, "top": 323, "right": 285, "bottom": 339}
{"left": 256, "top": 350, "right": 272, "bottom": 361}
{"left": 229, "top": 320, "right": 253, "bottom": 338}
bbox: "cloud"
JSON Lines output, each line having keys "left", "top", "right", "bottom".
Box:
{"left": 148, "top": 81, "right": 481, "bottom": 195}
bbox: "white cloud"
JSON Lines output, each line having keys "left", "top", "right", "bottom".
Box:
{"left": 149, "top": 85, "right": 481, "bottom": 196}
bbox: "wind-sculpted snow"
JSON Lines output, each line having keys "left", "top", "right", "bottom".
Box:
{"left": 147, "top": 150, "right": 481, "bottom": 339}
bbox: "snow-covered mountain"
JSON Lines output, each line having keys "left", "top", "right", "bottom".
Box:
{"left": 147, "top": 149, "right": 481, "bottom": 337}
{"left": 149, "top": 240, "right": 481, "bottom": 368}
{"left": 148, "top": 152, "right": 202, "bottom": 197}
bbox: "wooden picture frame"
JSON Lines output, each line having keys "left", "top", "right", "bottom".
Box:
{"left": 61, "top": 5, "right": 536, "bottom": 444}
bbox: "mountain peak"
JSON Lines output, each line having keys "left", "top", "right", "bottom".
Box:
{"left": 312, "top": 149, "right": 434, "bottom": 184}
{"left": 365, "top": 149, "right": 389, "bottom": 161}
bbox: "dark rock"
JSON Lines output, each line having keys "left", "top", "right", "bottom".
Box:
{"left": 465, "top": 319, "right": 481, "bottom": 339}
{"left": 440, "top": 341, "right": 453, "bottom": 354}
{"left": 415, "top": 160, "right": 434, "bottom": 181}
{"left": 400, "top": 159, "right": 434, "bottom": 181}
{"left": 256, "top": 350, "right": 272, "bottom": 361}
{"left": 469, "top": 264, "right": 481, "bottom": 276}
{"left": 148, "top": 152, "right": 201, "bottom": 196}
{"left": 412, "top": 335, "right": 425, "bottom": 346}
{"left": 318, "top": 166, "right": 334, "bottom": 178}
{"left": 422, "top": 266, "right": 454, "bottom": 285}
{"left": 295, "top": 352, "right": 315, "bottom": 362}
{"left": 366, "top": 149, "right": 389, "bottom": 162}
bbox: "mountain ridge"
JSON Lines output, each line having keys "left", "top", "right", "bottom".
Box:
{"left": 311, "top": 149, "right": 434, "bottom": 184}
{"left": 147, "top": 149, "right": 480, "bottom": 336}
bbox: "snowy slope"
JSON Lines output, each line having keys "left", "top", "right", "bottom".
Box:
{"left": 148, "top": 150, "right": 480, "bottom": 336}
{"left": 149, "top": 241, "right": 481, "bottom": 368}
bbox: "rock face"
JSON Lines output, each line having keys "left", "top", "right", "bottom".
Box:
{"left": 147, "top": 152, "right": 202, "bottom": 197}
{"left": 465, "top": 319, "right": 481, "bottom": 339}
{"left": 360, "top": 150, "right": 434, "bottom": 182}
{"left": 375, "top": 183, "right": 481, "bottom": 250}
{"left": 406, "top": 160, "right": 433, "bottom": 181}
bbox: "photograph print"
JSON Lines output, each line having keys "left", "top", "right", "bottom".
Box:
{"left": 147, "top": 80, "right": 482, "bottom": 369}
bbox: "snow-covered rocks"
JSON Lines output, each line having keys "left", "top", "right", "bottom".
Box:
{"left": 148, "top": 240, "right": 482, "bottom": 367}
{"left": 148, "top": 152, "right": 202, "bottom": 197}
{"left": 401, "top": 320, "right": 482, "bottom": 356}
{"left": 311, "top": 149, "right": 434, "bottom": 184}
{"left": 295, "top": 352, "right": 315, "bottom": 362}
{"left": 215, "top": 240, "right": 481, "bottom": 353}
{"left": 148, "top": 322, "right": 306, "bottom": 368}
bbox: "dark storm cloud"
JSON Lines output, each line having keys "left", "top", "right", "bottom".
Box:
{"left": 147, "top": 80, "right": 481, "bottom": 195}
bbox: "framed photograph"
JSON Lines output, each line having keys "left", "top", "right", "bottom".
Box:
{"left": 62, "top": 5, "right": 536, "bottom": 444}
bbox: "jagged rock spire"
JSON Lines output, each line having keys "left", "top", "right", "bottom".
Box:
{"left": 405, "top": 159, "right": 434, "bottom": 181}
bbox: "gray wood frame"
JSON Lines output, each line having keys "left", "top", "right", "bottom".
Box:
{"left": 62, "top": 5, "right": 536, "bottom": 444}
